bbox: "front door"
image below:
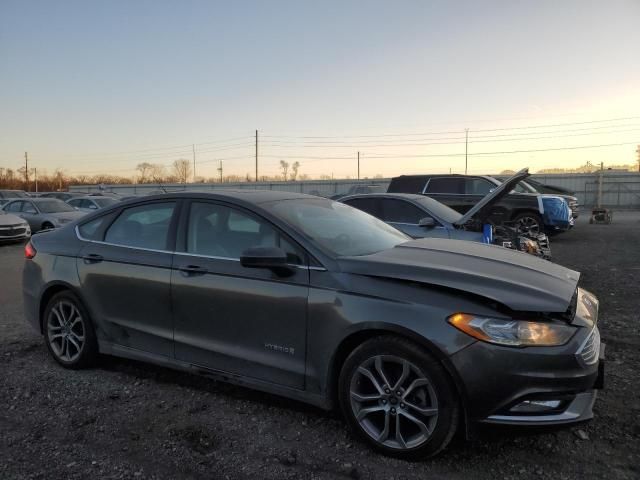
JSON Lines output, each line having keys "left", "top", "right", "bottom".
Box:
{"left": 171, "top": 200, "right": 309, "bottom": 389}
{"left": 76, "top": 201, "right": 178, "bottom": 357}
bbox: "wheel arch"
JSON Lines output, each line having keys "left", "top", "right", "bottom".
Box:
{"left": 509, "top": 208, "right": 542, "bottom": 222}
{"left": 38, "top": 281, "right": 83, "bottom": 334}
{"left": 326, "top": 324, "right": 469, "bottom": 428}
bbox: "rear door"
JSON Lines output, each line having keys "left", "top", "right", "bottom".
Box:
{"left": 76, "top": 201, "right": 179, "bottom": 357}
{"left": 171, "top": 200, "right": 309, "bottom": 389}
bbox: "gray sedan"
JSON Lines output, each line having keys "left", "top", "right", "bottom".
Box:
{"left": 2, "top": 198, "right": 86, "bottom": 232}
{"left": 22, "top": 191, "right": 603, "bottom": 459}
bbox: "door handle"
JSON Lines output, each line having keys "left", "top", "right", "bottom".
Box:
{"left": 82, "top": 253, "right": 104, "bottom": 264}
{"left": 178, "top": 264, "right": 207, "bottom": 276}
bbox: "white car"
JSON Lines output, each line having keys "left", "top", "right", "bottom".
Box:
{"left": 0, "top": 210, "right": 31, "bottom": 243}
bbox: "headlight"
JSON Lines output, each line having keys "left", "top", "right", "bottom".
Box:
{"left": 448, "top": 313, "right": 576, "bottom": 347}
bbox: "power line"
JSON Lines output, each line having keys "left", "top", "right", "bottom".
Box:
{"left": 261, "top": 115, "right": 640, "bottom": 140}
{"left": 259, "top": 126, "right": 640, "bottom": 149}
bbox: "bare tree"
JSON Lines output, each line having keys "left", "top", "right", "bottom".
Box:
{"left": 279, "top": 160, "right": 289, "bottom": 181}
{"left": 290, "top": 161, "right": 300, "bottom": 181}
{"left": 136, "top": 162, "right": 155, "bottom": 183}
{"left": 172, "top": 159, "right": 192, "bottom": 183}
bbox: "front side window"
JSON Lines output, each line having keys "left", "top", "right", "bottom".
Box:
{"left": 104, "top": 202, "right": 175, "bottom": 250}
{"left": 380, "top": 199, "right": 424, "bottom": 224}
{"left": 23, "top": 202, "right": 38, "bottom": 214}
{"left": 186, "top": 202, "right": 304, "bottom": 264}
{"left": 425, "top": 178, "right": 464, "bottom": 194}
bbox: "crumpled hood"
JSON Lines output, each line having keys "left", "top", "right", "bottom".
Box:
{"left": 338, "top": 238, "right": 580, "bottom": 313}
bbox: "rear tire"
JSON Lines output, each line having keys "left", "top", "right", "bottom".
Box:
{"left": 43, "top": 291, "right": 98, "bottom": 369}
{"left": 338, "top": 336, "right": 459, "bottom": 459}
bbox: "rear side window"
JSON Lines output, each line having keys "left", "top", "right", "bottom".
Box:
{"left": 380, "top": 199, "right": 424, "bottom": 224}
{"left": 104, "top": 202, "right": 176, "bottom": 250}
{"left": 425, "top": 178, "right": 464, "bottom": 194}
{"left": 78, "top": 216, "right": 110, "bottom": 240}
{"left": 5, "top": 201, "right": 22, "bottom": 212}
{"left": 343, "top": 198, "right": 380, "bottom": 217}
{"left": 387, "top": 176, "right": 429, "bottom": 193}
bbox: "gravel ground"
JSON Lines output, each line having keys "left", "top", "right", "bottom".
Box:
{"left": 1, "top": 212, "right": 639, "bottom": 480}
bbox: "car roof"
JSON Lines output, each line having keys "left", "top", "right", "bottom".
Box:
{"left": 341, "top": 193, "right": 427, "bottom": 201}
{"left": 123, "top": 189, "right": 319, "bottom": 204}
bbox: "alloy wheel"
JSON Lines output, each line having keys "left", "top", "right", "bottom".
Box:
{"left": 516, "top": 216, "right": 541, "bottom": 235}
{"left": 47, "top": 300, "right": 85, "bottom": 362}
{"left": 349, "top": 355, "right": 438, "bottom": 450}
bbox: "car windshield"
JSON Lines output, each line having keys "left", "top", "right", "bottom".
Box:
{"left": 264, "top": 198, "right": 409, "bottom": 257}
{"left": 412, "top": 197, "right": 463, "bottom": 224}
{"left": 3, "top": 190, "right": 28, "bottom": 198}
{"left": 93, "top": 197, "right": 118, "bottom": 207}
{"left": 37, "top": 200, "right": 76, "bottom": 213}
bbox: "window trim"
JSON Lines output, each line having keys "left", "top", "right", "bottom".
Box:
{"left": 74, "top": 200, "right": 326, "bottom": 271}
{"left": 422, "top": 176, "right": 482, "bottom": 196}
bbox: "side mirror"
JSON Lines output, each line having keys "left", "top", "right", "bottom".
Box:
{"left": 240, "top": 246, "right": 292, "bottom": 275}
{"left": 418, "top": 217, "right": 435, "bottom": 228}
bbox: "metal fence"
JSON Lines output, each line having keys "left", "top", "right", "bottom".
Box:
{"left": 70, "top": 172, "right": 640, "bottom": 208}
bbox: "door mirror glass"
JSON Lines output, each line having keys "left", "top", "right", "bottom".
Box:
{"left": 418, "top": 217, "right": 435, "bottom": 228}
{"left": 240, "top": 246, "right": 291, "bottom": 273}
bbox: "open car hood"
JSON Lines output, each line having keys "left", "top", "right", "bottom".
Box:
{"left": 338, "top": 237, "right": 580, "bottom": 313}
{"left": 453, "top": 168, "right": 531, "bottom": 226}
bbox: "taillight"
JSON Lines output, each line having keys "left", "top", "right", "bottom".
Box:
{"left": 25, "top": 241, "right": 37, "bottom": 259}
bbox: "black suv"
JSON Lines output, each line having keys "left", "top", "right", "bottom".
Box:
{"left": 387, "top": 173, "right": 565, "bottom": 235}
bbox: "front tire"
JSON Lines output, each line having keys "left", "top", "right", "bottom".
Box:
{"left": 43, "top": 291, "right": 98, "bottom": 369}
{"left": 338, "top": 336, "right": 459, "bottom": 459}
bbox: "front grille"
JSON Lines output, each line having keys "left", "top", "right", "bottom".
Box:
{"left": 578, "top": 327, "right": 600, "bottom": 365}
{"left": 0, "top": 226, "right": 26, "bottom": 237}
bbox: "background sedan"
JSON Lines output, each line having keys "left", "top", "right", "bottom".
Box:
{"left": 2, "top": 198, "right": 86, "bottom": 232}
{"left": 0, "top": 209, "right": 31, "bottom": 242}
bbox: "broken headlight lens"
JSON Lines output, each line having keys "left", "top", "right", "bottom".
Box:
{"left": 448, "top": 313, "right": 576, "bottom": 347}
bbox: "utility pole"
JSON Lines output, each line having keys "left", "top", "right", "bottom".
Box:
{"left": 192, "top": 144, "right": 196, "bottom": 182}
{"left": 218, "top": 160, "right": 223, "bottom": 183}
{"left": 464, "top": 129, "right": 469, "bottom": 175}
{"left": 24, "top": 152, "right": 29, "bottom": 190}
{"left": 34, "top": 168, "right": 38, "bottom": 192}
{"left": 357, "top": 151, "right": 360, "bottom": 180}
{"left": 636, "top": 144, "right": 640, "bottom": 172}
{"left": 255, "top": 130, "right": 259, "bottom": 182}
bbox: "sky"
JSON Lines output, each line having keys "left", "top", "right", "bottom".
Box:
{"left": 1, "top": 0, "right": 640, "bottom": 181}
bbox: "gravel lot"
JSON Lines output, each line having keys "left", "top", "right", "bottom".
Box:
{"left": 1, "top": 212, "right": 639, "bottom": 480}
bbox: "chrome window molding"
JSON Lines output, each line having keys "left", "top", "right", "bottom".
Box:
{"left": 75, "top": 226, "right": 326, "bottom": 271}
